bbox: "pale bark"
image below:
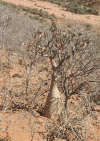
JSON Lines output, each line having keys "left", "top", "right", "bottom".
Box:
{"left": 44, "top": 58, "right": 63, "bottom": 119}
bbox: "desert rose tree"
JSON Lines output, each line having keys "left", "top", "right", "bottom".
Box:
{"left": 29, "top": 22, "right": 100, "bottom": 120}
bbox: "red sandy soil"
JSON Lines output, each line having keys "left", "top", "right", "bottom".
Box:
{"left": 1, "top": 0, "right": 100, "bottom": 32}
{"left": 0, "top": 47, "right": 100, "bottom": 141}
{"left": 0, "top": 0, "right": 100, "bottom": 141}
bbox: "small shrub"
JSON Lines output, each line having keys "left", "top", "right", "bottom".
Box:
{"left": 61, "top": 13, "right": 65, "bottom": 17}
{"left": 48, "top": 14, "right": 56, "bottom": 21}
{"left": 29, "top": 15, "right": 32, "bottom": 19}
{"left": 0, "top": 1, "right": 17, "bottom": 9}
{"left": 34, "top": 15, "right": 40, "bottom": 20}
{"left": 86, "top": 7, "right": 99, "bottom": 15}
{"left": 42, "top": 11, "right": 49, "bottom": 18}
{"left": 0, "top": 1, "right": 8, "bottom": 5}
{"left": 30, "top": 8, "right": 40, "bottom": 15}
{"left": 86, "top": 23, "right": 93, "bottom": 30}
{"left": 38, "top": 0, "right": 99, "bottom": 15}
{"left": 39, "top": 17, "right": 46, "bottom": 23}
{"left": 17, "top": 5, "right": 24, "bottom": 10}
{"left": 60, "top": 2, "right": 67, "bottom": 8}
{"left": 24, "top": 12, "right": 28, "bottom": 16}
{"left": 65, "top": 3, "right": 99, "bottom": 15}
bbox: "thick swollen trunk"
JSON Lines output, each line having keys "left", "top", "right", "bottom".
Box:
{"left": 44, "top": 72, "right": 62, "bottom": 119}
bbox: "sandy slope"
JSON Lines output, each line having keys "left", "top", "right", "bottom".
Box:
{"left": 1, "top": 0, "right": 100, "bottom": 32}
